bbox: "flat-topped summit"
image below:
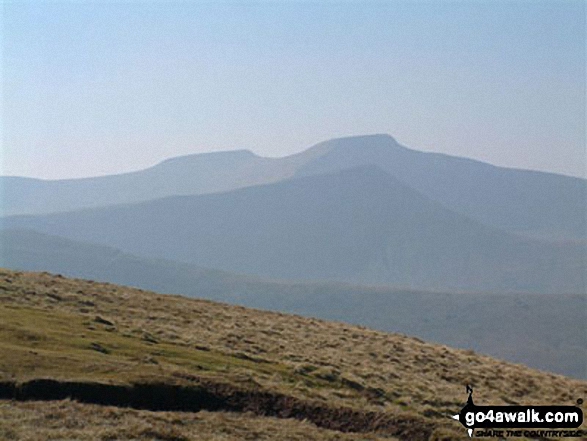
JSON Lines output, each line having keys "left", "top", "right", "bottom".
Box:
{"left": 155, "top": 148, "right": 259, "bottom": 166}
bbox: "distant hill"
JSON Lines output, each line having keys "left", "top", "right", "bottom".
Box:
{"left": 1, "top": 269, "right": 585, "bottom": 440}
{"left": 0, "top": 147, "right": 323, "bottom": 216}
{"left": 0, "top": 228, "right": 251, "bottom": 298}
{"left": 3, "top": 166, "right": 584, "bottom": 293}
{"left": 2, "top": 134, "right": 585, "bottom": 240}
{"left": 2, "top": 229, "right": 584, "bottom": 378}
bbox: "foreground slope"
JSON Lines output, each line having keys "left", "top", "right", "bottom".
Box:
{"left": 0, "top": 401, "right": 391, "bottom": 441}
{"left": 0, "top": 270, "right": 585, "bottom": 440}
{"left": 4, "top": 167, "right": 584, "bottom": 293}
{"left": 2, "top": 229, "right": 585, "bottom": 378}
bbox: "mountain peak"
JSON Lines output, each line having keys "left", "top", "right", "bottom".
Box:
{"left": 330, "top": 133, "right": 398, "bottom": 143}
{"left": 302, "top": 134, "right": 404, "bottom": 160}
{"left": 319, "top": 133, "right": 399, "bottom": 148}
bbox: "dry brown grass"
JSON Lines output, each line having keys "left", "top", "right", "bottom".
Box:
{"left": 0, "top": 269, "right": 585, "bottom": 440}
{"left": 0, "top": 399, "right": 391, "bottom": 441}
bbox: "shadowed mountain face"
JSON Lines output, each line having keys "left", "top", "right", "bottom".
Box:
{"left": 295, "top": 135, "right": 587, "bottom": 241}
{"left": 2, "top": 134, "right": 585, "bottom": 241}
{"left": 3, "top": 167, "right": 584, "bottom": 293}
{"left": 1, "top": 229, "right": 585, "bottom": 379}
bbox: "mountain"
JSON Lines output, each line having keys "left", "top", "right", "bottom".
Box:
{"left": 1, "top": 269, "right": 585, "bottom": 440}
{"left": 296, "top": 135, "right": 587, "bottom": 241}
{"left": 3, "top": 166, "right": 584, "bottom": 294}
{"left": 3, "top": 229, "right": 584, "bottom": 378}
{"left": 3, "top": 135, "right": 585, "bottom": 241}
{"left": 0, "top": 147, "right": 324, "bottom": 216}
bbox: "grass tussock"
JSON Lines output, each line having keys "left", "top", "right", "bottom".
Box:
{"left": 0, "top": 399, "right": 391, "bottom": 441}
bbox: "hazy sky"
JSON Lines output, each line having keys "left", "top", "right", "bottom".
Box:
{"left": 2, "top": 1, "right": 585, "bottom": 180}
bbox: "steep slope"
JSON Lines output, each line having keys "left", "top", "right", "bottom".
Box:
{"left": 3, "top": 167, "right": 584, "bottom": 293}
{"left": 296, "top": 135, "right": 587, "bottom": 241}
{"left": 2, "top": 229, "right": 584, "bottom": 378}
{"left": 1, "top": 270, "right": 585, "bottom": 440}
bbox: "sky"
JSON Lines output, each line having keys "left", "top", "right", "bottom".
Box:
{"left": 2, "top": 0, "right": 585, "bottom": 180}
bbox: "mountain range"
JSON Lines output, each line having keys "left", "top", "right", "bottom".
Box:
{"left": 2, "top": 135, "right": 585, "bottom": 241}
{"left": 2, "top": 158, "right": 584, "bottom": 293}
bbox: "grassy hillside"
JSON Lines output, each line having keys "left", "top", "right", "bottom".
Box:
{"left": 2, "top": 229, "right": 585, "bottom": 379}
{"left": 4, "top": 167, "right": 584, "bottom": 293}
{"left": 0, "top": 400, "right": 391, "bottom": 441}
{"left": 0, "top": 269, "right": 585, "bottom": 440}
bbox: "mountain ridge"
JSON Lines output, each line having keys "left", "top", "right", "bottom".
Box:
{"left": 3, "top": 165, "right": 584, "bottom": 294}
{"left": 295, "top": 135, "right": 587, "bottom": 240}
{"left": 2, "top": 134, "right": 584, "bottom": 241}
{"left": 8, "top": 134, "right": 584, "bottom": 182}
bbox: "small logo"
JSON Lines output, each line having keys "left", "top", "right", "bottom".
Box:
{"left": 451, "top": 385, "right": 584, "bottom": 438}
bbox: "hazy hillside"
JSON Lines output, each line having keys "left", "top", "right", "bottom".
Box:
{"left": 2, "top": 134, "right": 585, "bottom": 241}
{"left": 3, "top": 167, "right": 584, "bottom": 293}
{"left": 0, "top": 147, "right": 325, "bottom": 216}
{"left": 297, "top": 135, "right": 587, "bottom": 241}
{"left": 1, "top": 270, "right": 585, "bottom": 440}
{"left": 2, "top": 229, "right": 584, "bottom": 378}
{"left": 0, "top": 229, "right": 254, "bottom": 298}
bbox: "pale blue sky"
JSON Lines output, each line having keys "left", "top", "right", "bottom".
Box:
{"left": 2, "top": 1, "right": 585, "bottom": 179}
